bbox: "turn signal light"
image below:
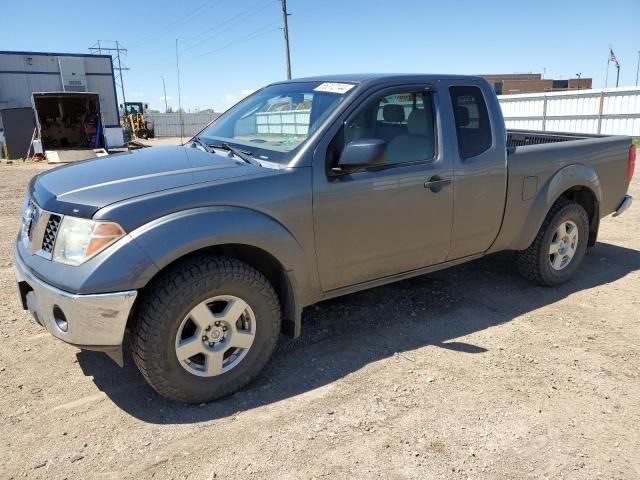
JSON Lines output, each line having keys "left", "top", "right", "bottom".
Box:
{"left": 86, "top": 223, "right": 126, "bottom": 258}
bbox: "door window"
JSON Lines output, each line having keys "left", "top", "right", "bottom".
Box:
{"left": 341, "top": 91, "right": 436, "bottom": 166}
{"left": 449, "top": 86, "right": 492, "bottom": 159}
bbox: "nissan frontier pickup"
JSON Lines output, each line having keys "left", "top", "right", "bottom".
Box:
{"left": 15, "top": 74, "right": 635, "bottom": 403}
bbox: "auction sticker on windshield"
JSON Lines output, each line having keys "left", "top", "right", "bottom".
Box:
{"left": 314, "top": 82, "right": 355, "bottom": 94}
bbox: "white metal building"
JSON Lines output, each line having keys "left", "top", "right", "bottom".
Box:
{"left": 0, "top": 50, "right": 124, "bottom": 149}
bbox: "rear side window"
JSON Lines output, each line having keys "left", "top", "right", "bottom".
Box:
{"left": 449, "top": 86, "right": 492, "bottom": 159}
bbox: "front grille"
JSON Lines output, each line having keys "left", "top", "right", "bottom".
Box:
{"left": 41, "top": 214, "right": 62, "bottom": 253}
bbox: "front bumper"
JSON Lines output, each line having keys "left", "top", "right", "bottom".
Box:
{"left": 14, "top": 246, "right": 137, "bottom": 348}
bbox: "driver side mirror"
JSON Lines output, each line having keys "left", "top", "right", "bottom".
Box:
{"left": 334, "top": 138, "right": 387, "bottom": 174}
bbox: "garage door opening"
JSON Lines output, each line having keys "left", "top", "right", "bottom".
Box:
{"left": 33, "top": 92, "right": 103, "bottom": 150}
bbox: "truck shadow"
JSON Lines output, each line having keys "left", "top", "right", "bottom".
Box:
{"left": 77, "top": 242, "right": 640, "bottom": 424}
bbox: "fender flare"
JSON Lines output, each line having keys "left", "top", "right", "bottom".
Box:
{"left": 128, "top": 206, "right": 309, "bottom": 336}
{"left": 511, "top": 163, "right": 601, "bottom": 251}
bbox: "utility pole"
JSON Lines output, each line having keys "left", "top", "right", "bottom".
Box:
{"left": 175, "top": 39, "right": 184, "bottom": 142}
{"left": 161, "top": 76, "right": 168, "bottom": 113}
{"left": 89, "top": 40, "right": 129, "bottom": 112}
{"left": 575, "top": 72, "right": 581, "bottom": 91}
{"left": 280, "top": 0, "right": 292, "bottom": 79}
{"left": 115, "top": 41, "right": 127, "bottom": 111}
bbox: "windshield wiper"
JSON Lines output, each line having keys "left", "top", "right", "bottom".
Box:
{"left": 190, "top": 136, "right": 214, "bottom": 154}
{"left": 209, "top": 143, "right": 261, "bottom": 167}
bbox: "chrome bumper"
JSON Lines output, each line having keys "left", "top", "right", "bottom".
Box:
{"left": 613, "top": 194, "right": 633, "bottom": 217}
{"left": 14, "top": 248, "right": 137, "bottom": 347}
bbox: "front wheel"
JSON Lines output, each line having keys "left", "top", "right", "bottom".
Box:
{"left": 131, "top": 256, "right": 281, "bottom": 403}
{"left": 515, "top": 200, "right": 589, "bottom": 286}
{"left": 135, "top": 128, "right": 149, "bottom": 139}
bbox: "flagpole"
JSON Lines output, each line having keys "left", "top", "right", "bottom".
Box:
{"left": 616, "top": 65, "right": 620, "bottom": 88}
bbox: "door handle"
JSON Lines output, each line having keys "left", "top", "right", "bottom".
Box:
{"left": 424, "top": 176, "right": 451, "bottom": 192}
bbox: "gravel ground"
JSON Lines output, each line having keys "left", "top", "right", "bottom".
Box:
{"left": 0, "top": 160, "right": 638, "bottom": 480}
{"left": 136, "top": 137, "right": 185, "bottom": 146}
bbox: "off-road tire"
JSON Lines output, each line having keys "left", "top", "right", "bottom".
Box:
{"left": 515, "top": 200, "right": 589, "bottom": 287}
{"left": 131, "top": 255, "right": 281, "bottom": 403}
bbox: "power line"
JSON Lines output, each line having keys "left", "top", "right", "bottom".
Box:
{"left": 179, "top": 0, "right": 271, "bottom": 52}
{"left": 128, "top": 0, "right": 224, "bottom": 48}
{"left": 141, "top": 0, "right": 272, "bottom": 62}
{"left": 185, "top": 23, "right": 280, "bottom": 62}
{"left": 129, "top": 0, "right": 220, "bottom": 47}
{"left": 148, "top": 22, "right": 280, "bottom": 70}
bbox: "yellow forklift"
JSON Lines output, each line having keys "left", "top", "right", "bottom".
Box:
{"left": 120, "top": 102, "right": 154, "bottom": 140}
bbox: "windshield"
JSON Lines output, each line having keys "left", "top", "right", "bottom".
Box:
{"left": 197, "top": 81, "right": 356, "bottom": 163}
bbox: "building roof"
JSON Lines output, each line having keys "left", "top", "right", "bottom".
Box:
{"left": 0, "top": 50, "right": 112, "bottom": 59}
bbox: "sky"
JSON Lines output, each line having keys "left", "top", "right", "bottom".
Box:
{"left": 1, "top": 0, "right": 638, "bottom": 112}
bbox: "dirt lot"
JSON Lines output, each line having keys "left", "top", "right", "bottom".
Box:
{"left": 136, "top": 136, "right": 184, "bottom": 147}
{"left": 0, "top": 160, "right": 638, "bottom": 480}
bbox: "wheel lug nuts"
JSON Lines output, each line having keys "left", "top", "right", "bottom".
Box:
{"left": 208, "top": 342, "right": 214, "bottom": 347}
{"left": 222, "top": 326, "right": 227, "bottom": 331}
{"left": 206, "top": 326, "right": 211, "bottom": 331}
{"left": 215, "top": 321, "right": 220, "bottom": 326}
{"left": 202, "top": 336, "right": 208, "bottom": 341}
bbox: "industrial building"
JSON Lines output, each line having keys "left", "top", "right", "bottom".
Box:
{"left": 483, "top": 73, "right": 593, "bottom": 95}
{"left": 0, "top": 50, "right": 124, "bottom": 159}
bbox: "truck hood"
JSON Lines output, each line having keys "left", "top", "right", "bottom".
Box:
{"left": 30, "top": 146, "right": 268, "bottom": 217}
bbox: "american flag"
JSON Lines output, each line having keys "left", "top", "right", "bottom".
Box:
{"left": 609, "top": 48, "right": 620, "bottom": 67}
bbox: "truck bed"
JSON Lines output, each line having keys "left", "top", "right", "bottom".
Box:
{"left": 492, "top": 129, "right": 633, "bottom": 254}
{"left": 506, "top": 129, "right": 600, "bottom": 147}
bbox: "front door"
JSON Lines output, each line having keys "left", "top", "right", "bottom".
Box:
{"left": 313, "top": 87, "right": 454, "bottom": 291}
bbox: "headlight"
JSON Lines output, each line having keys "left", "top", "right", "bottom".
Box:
{"left": 53, "top": 217, "right": 125, "bottom": 266}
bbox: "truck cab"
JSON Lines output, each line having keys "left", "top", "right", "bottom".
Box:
{"left": 306, "top": 76, "right": 508, "bottom": 289}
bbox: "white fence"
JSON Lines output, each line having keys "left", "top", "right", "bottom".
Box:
{"left": 147, "top": 89, "right": 640, "bottom": 139}
{"left": 146, "top": 112, "right": 219, "bottom": 137}
{"left": 498, "top": 87, "right": 640, "bottom": 137}
{"left": 256, "top": 109, "right": 310, "bottom": 135}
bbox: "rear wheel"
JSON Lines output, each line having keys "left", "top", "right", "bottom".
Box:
{"left": 131, "top": 255, "right": 281, "bottom": 403}
{"left": 515, "top": 200, "right": 589, "bottom": 286}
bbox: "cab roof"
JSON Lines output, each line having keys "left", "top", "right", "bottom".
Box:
{"left": 283, "top": 73, "right": 485, "bottom": 84}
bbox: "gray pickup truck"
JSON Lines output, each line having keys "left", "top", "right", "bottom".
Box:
{"left": 15, "top": 74, "right": 635, "bottom": 403}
